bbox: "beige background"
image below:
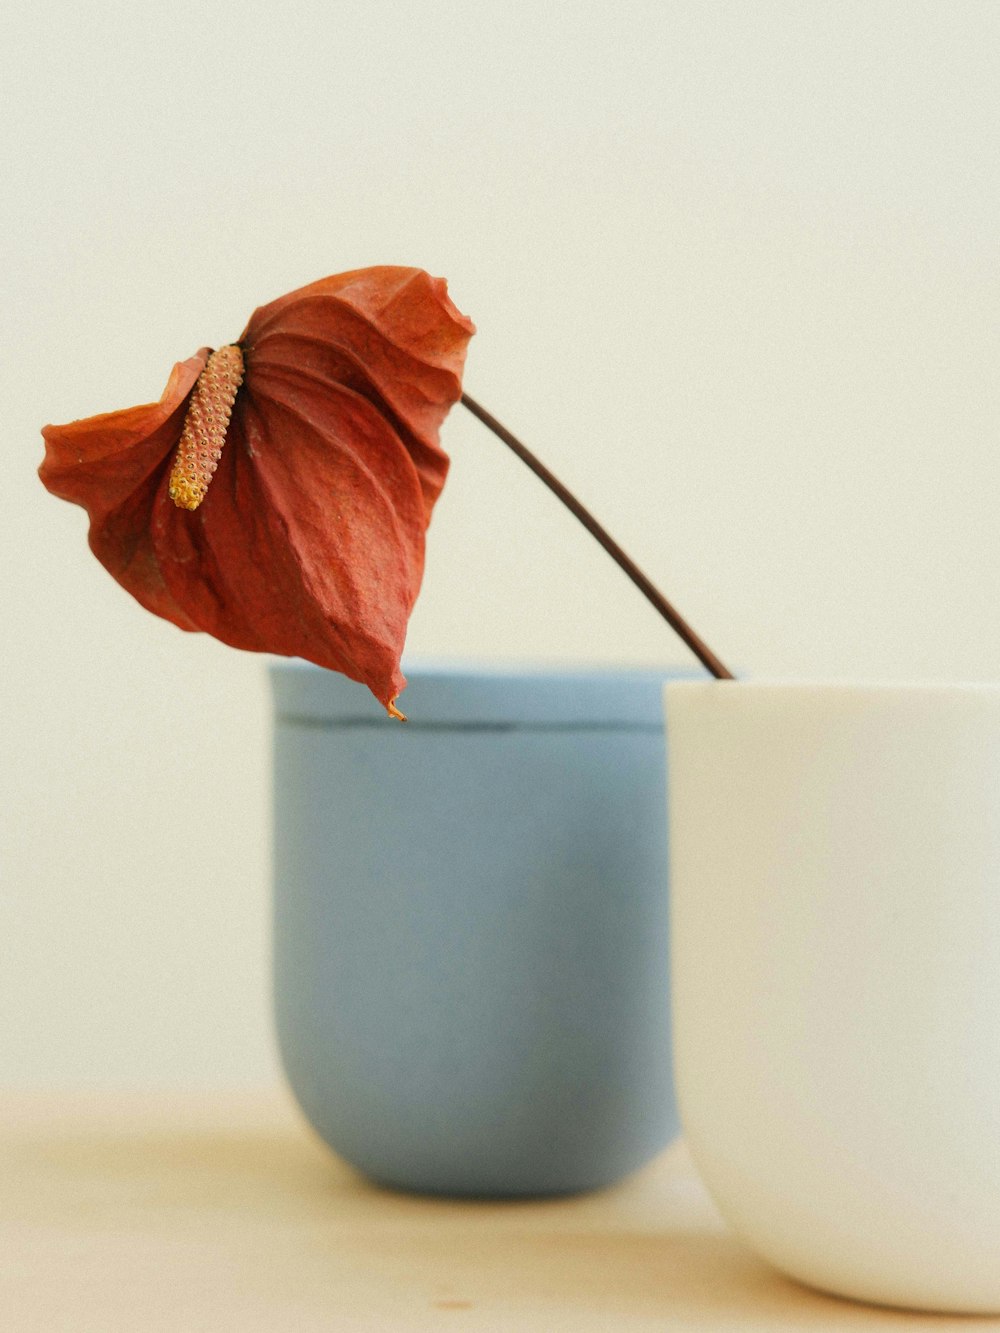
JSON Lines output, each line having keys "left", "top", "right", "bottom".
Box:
{"left": 3, "top": 1, "right": 998, "bottom": 1088}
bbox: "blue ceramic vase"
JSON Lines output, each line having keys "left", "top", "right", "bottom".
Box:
{"left": 271, "top": 660, "right": 693, "bottom": 1197}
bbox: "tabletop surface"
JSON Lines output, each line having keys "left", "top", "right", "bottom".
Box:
{"left": 2, "top": 1088, "right": 994, "bottom": 1332}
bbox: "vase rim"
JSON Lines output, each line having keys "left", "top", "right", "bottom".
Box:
{"left": 271, "top": 656, "right": 707, "bottom": 729}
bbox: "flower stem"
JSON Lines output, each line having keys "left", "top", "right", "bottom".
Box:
{"left": 460, "top": 393, "right": 735, "bottom": 681}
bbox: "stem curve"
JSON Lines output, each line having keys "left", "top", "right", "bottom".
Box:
{"left": 460, "top": 392, "right": 734, "bottom": 681}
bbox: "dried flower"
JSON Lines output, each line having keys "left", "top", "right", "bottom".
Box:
{"left": 39, "top": 267, "right": 475, "bottom": 714}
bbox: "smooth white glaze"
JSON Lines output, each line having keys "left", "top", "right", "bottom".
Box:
{"left": 666, "top": 681, "right": 1000, "bottom": 1314}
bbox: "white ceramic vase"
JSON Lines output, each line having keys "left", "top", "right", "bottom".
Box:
{"left": 665, "top": 681, "right": 1000, "bottom": 1314}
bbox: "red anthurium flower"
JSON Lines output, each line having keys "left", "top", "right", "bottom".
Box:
{"left": 39, "top": 267, "right": 475, "bottom": 715}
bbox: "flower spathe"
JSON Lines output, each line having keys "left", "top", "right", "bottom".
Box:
{"left": 39, "top": 267, "right": 475, "bottom": 714}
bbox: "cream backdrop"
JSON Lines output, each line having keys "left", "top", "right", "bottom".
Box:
{"left": 3, "top": 1, "right": 998, "bottom": 1087}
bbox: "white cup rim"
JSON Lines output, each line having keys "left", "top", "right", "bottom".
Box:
{"left": 665, "top": 678, "right": 1000, "bottom": 695}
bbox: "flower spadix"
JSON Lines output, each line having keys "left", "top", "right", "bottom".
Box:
{"left": 39, "top": 267, "right": 475, "bottom": 714}
{"left": 168, "top": 344, "right": 244, "bottom": 511}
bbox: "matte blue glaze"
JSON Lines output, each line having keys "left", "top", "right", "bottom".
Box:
{"left": 271, "top": 659, "right": 698, "bottom": 1197}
